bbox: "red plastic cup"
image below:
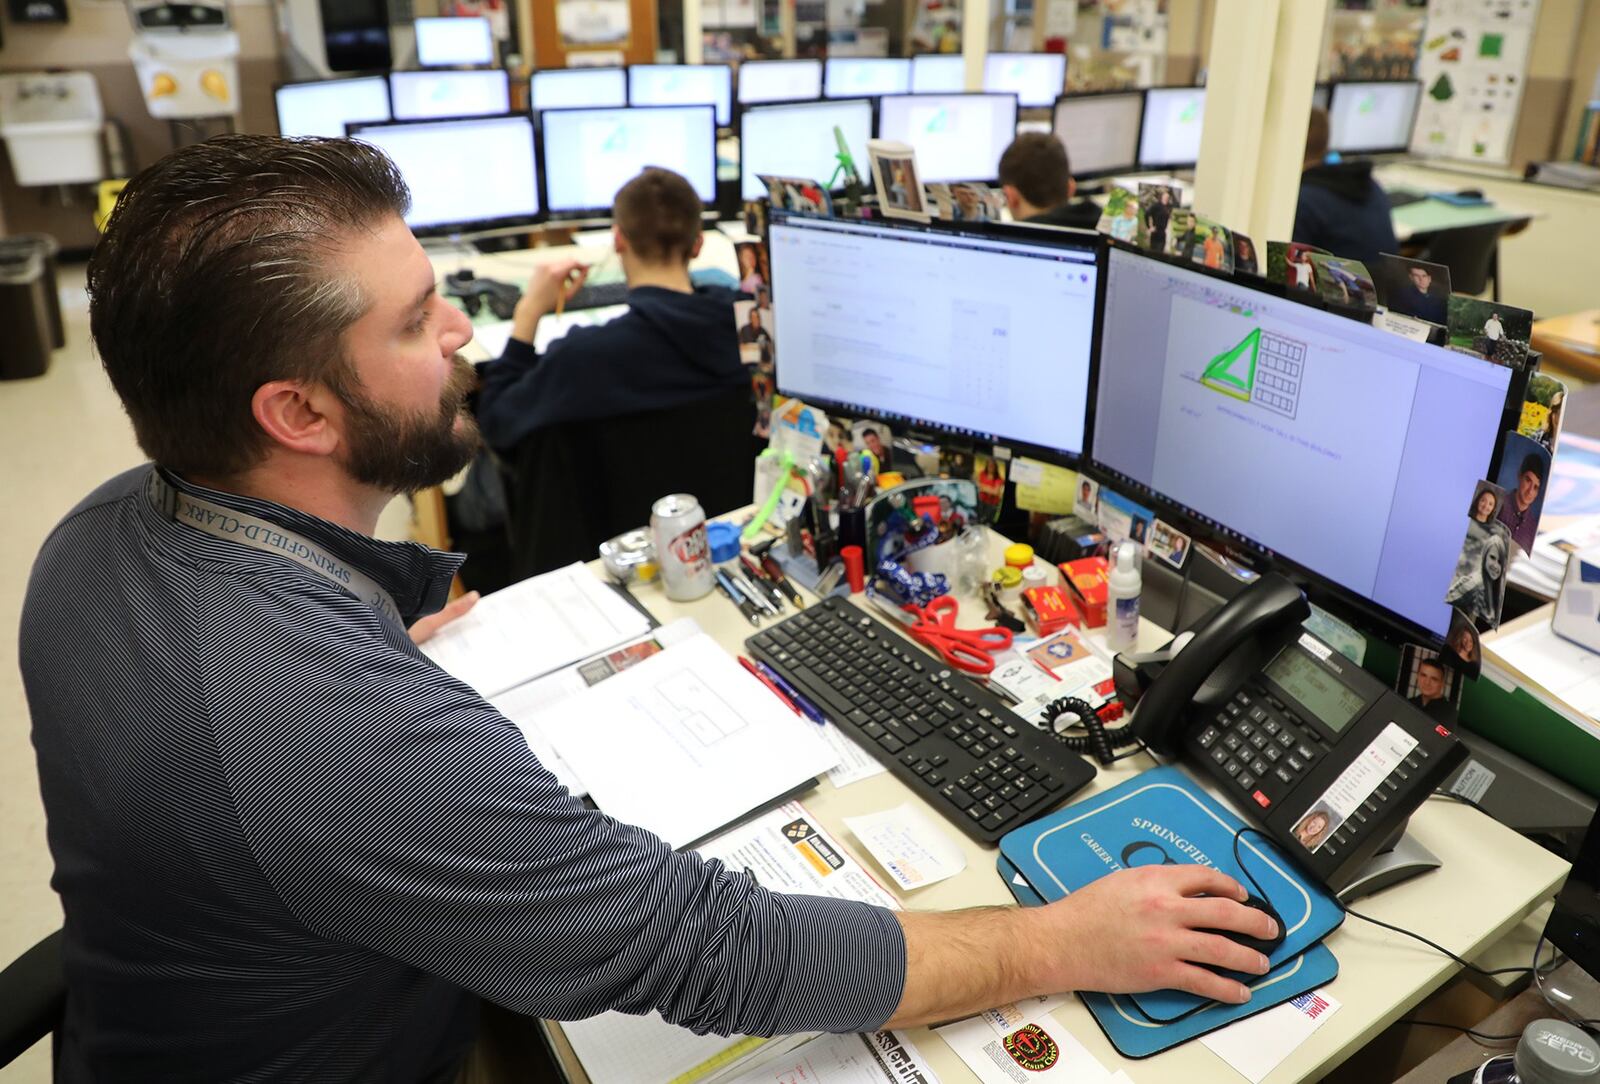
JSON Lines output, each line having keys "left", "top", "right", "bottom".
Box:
{"left": 841, "top": 545, "right": 865, "bottom": 594}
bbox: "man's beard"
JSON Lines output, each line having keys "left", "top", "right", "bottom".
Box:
{"left": 338, "top": 354, "right": 482, "bottom": 495}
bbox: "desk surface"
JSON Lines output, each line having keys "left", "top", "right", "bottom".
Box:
{"left": 544, "top": 527, "right": 1567, "bottom": 1084}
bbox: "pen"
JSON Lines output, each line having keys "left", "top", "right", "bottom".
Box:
{"left": 760, "top": 553, "right": 806, "bottom": 609}
{"left": 739, "top": 556, "right": 787, "bottom": 612}
{"left": 713, "top": 568, "right": 761, "bottom": 627}
{"left": 738, "top": 655, "right": 800, "bottom": 715}
{"left": 735, "top": 565, "right": 781, "bottom": 617}
{"left": 756, "top": 661, "right": 827, "bottom": 726}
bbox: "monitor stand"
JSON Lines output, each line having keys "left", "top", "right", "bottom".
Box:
{"left": 1335, "top": 829, "right": 1441, "bottom": 904}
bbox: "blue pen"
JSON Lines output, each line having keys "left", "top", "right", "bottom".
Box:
{"left": 756, "top": 661, "right": 827, "bottom": 726}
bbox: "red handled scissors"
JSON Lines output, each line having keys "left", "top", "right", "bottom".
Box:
{"left": 902, "top": 596, "right": 1013, "bottom": 675}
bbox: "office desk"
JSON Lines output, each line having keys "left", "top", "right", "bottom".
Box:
{"left": 540, "top": 528, "right": 1568, "bottom": 1084}
{"left": 1533, "top": 310, "right": 1600, "bottom": 384}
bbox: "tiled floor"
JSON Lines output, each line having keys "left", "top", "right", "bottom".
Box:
{"left": 0, "top": 267, "right": 414, "bottom": 1082}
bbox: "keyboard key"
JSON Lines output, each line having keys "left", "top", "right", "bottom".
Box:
{"left": 1264, "top": 745, "right": 1282, "bottom": 763}
{"left": 1223, "top": 734, "right": 1242, "bottom": 752}
{"left": 981, "top": 809, "right": 1016, "bottom": 832}
{"left": 930, "top": 754, "right": 948, "bottom": 767}
{"left": 879, "top": 735, "right": 905, "bottom": 753}
{"left": 913, "top": 761, "right": 932, "bottom": 776}
{"left": 969, "top": 784, "right": 991, "bottom": 801}
{"left": 940, "top": 783, "right": 971, "bottom": 806}
{"left": 1297, "top": 744, "right": 1317, "bottom": 762}
{"left": 1262, "top": 719, "right": 1280, "bottom": 736}
{"left": 862, "top": 722, "right": 886, "bottom": 740}
{"left": 1197, "top": 726, "right": 1221, "bottom": 749}
{"left": 899, "top": 752, "right": 919, "bottom": 767}
{"left": 1251, "top": 758, "right": 1269, "bottom": 777}
{"left": 958, "top": 773, "right": 978, "bottom": 790}
{"left": 1013, "top": 787, "right": 1045, "bottom": 811}
{"left": 1027, "top": 765, "right": 1048, "bottom": 782}
{"left": 1209, "top": 746, "right": 1230, "bottom": 766}
{"left": 1286, "top": 755, "right": 1305, "bottom": 772}
{"left": 1223, "top": 759, "right": 1242, "bottom": 777}
{"left": 982, "top": 794, "right": 1006, "bottom": 812}
{"left": 1274, "top": 767, "right": 1294, "bottom": 785}
{"left": 1275, "top": 730, "right": 1295, "bottom": 748}
{"left": 974, "top": 765, "right": 993, "bottom": 780}
{"left": 1249, "top": 732, "right": 1269, "bottom": 750}
{"left": 926, "top": 771, "right": 944, "bottom": 786}
{"left": 1237, "top": 772, "right": 1257, "bottom": 791}
{"left": 965, "top": 804, "right": 986, "bottom": 821}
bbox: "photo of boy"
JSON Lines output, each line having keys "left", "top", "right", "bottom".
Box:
{"left": 1375, "top": 255, "right": 1451, "bottom": 325}
{"left": 1096, "top": 187, "right": 1141, "bottom": 242}
{"left": 735, "top": 241, "right": 768, "bottom": 295}
{"left": 1233, "top": 232, "right": 1259, "bottom": 275}
{"left": 1074, "top": 476, "right": 1099, "bottom": 521}
{"left": 734, "top": 299, "right": 774, "bottom": 367}
{"left": 1188, "top": 218, "right": 1234, "bottom": 274}
{"left": 1309, "top": 254, "right": 1377, "bottom": 308}
{"left": 1284, "top": 243, "right": 1327, "bottom": 292}
{"left": 1447, "top": 295, "right": 1534, "bottom": 362}
{"left": 1493, "top": 433, "right": 1550, "bottom": 554}
{"left": 1398, "top": 644, "right": 1462, "bottom": 726}
{"left": 1137, "top": 183, "right": 1179, "bottom": 253}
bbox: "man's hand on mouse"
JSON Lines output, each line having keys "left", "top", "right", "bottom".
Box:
{"left": 1044, "top": 865, "right": 1278, "bottom": 1005}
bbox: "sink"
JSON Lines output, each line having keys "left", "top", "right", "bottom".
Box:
{"left": 0, "top": 72, "right": 105, "bottom": 186}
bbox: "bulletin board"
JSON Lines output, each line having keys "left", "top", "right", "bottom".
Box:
{"left": 1410, "top": 0, "right": 1540, "bottom": 166}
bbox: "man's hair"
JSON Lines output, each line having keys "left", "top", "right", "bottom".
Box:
{"left": 1521, "top": 452, "right": 1546, "bottom": 481}
{"left": 1305, "top": 107, "right": 1330, "bottom": 163}
{"left": 998, "top": 133, "right": 1072, "bottom": 211}
{"left": 1418, "top": 658, "right": 1445, "bottom": 676}
{"left": 614, "top": 167, "right": 703, "bottom": 265}
{"left": 861, "top": 427, "right": 878, "bottom": 439}
{"left": 88, "top": 135, "right": 410, "bottom": 478}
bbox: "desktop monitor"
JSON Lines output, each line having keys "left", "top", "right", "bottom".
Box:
{"left": 1138, "top": 85, "right": 1207, "bottom": 169}
{"left": 274, "top": 75, "right": 390, "bottom": 139}
{"left": 539, "top": 104, "right": 717, "bottom": 216}
{"left": 824, "top": 57, "right": 912, "bottom": 99}
{"left": 739, "top": 98, "right": 873, "bottom": 201}
{"left": 1053, "top": 91, "right": 1143, "bottom": 178}
{"left": 413, "top": 16, "right": 494, "bottom": 67}
{"left": 876, "top": 93, "right": 1019, "bottom": 183}
{"left": 1090, "top": 246, "right": 1513, "bottom": 640}
{"left": 910, "top": 54, "right": 966, "bottom": 94}
{"left": 768, "top": 212, "right": 1103, "bottom": 460}
{"left": 351, "top": 114, "right": 540, "bottom": 233}
{"left": 983, "top": 52, "right": 1067, "bottom": 109}
{"left": 1328, "top": 80, "right": 1422, "bottom": 155}
{"left": 628, "top": 63, "right": 733, "bottom": 127}
{"left": 529, "top": 66, "right": 628, "bottom": 114}
{"left": 736, "top": 58, "right": 824, "bottom": 104}
{"left": 389, "top": 69, "right": 510, "bottom": 120}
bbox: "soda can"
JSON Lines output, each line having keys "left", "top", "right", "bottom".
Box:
{"left": 650, "top": 493, "right": 714, "bottom": 601}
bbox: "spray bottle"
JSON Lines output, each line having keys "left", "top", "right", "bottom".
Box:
{"left": 1106, "top": 540, "right": 1142, "bottom": 653}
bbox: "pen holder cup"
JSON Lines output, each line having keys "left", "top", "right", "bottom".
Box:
{"left": 838, "top": 506, "right": 867, "bottom": 553}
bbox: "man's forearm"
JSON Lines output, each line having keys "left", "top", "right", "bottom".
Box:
{"left": 884, "top": 907, "right": 1045, "bottom": 1029}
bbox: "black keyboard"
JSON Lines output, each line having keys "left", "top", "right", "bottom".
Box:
{"left": 746, "top": 598, "right": 1096, "bottom": 844}
{"left": 567, "top": 279, "right": 630, "bottom": 310}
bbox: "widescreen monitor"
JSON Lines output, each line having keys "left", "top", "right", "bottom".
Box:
{"left": 540, "top": 104, "right": 717, "bottom": 215}
{"left": 983, "top": 52, "right": 1066, "bottom": 108}
{"left": 1328, "top": 80, "right": 1422, "bottom": 155}
{"left": 739, "top": 98, "right": 872, "bottom": 201}
{"left": 737, "top": 58, "right": 824, "bottom": 104}
{"left": 876, "top": 93, "right": 1018, "bottom": 183}
{"left": 413, "top": 16, "right": 494, "bottom": 67}
{"left": 529, "top": 66, "right": 627, "bottom": 113}
{"left": 628, "top": 63, "right": 733, "bottom": 127}
{"left": 275, "top": 75, "right": 390, "bottom": 139}
{"left": 824, "top": 57, "right": 912, "bottom": 99}
{"left": 389, "top": 69, "right": 510, "bottom": 120}
{"left": 910, "top": 54, "right": 966, "bottom": 94}
{"left": 1053, "top": 91, "right": 1143, "bottom": 178}
{"left": 1090, "top": 246, "right": 1513, "bottom": 639}
{"left": 1138, "top": 85, "right": 1207, "bottom": 169}
{"left": 351, "top": 114, "right": 539, "bottom": 233}
{"left": 768, "top": 212, "right": 1102, "bottom": 460}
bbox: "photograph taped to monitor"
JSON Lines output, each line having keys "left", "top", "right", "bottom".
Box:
{"left": 1073, "top": 476, "right": 1099, "bottom": 522}
{"left": 1232, "top": 231, "right": 1259, "bottom": 276}
{"left": 1097, "top": 186, "right": 1141, "bottom": 244}
{"left": 927, "top": 182, "right": 1004, "bottom": 224}
{"left": 1444, "top": 478, "right": 1512, "bottom": 629}
{"left": 866, "top": 139, "right": 929, "bottom": 222}
{"left": 1493, "top": 432, "right": 1550, "bottom": 556}
{"left": 1396, "top": 644, "right": 1461, "bottom": 726}
{"left": 1147, "top": 518, "right": 1191, "bottom": 570}
{"left": 1185, "top": 216, "right": 1233, "bottom": 274}
{"left": 974, "top": 452, "right": 1007, "bottom": 524}
{"left": 1442, "top": 607, "right": 1482, "bottom": 679}
{"left": 1309, "top": 254, "right": 1377, "bottom": 310}
{"left": 757, "top": 174, "right": 834, "bottom": 217}
{"left": 1519, "top": 372, "right": 1566, "bottom": 455}
{"left": 1374, "top": 254, "right": 1451, "bottom": 326}
{"left": 735, "top": 239, "right": 770, "bottom": 299}
{"left": 1447, "top": 295, "right": 1534, "bottom": 367}
{"left": 1136, "top": 182, "right": 1179, "bottom": 253}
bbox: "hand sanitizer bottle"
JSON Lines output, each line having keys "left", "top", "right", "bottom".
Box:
{"left": 1106, "top": 541, "right": 1141, "bottom": 653}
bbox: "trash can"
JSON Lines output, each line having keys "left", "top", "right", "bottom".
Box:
{"left": 0, "top": 234, "right": 63, "bottom": 348}
{"left": 0, "top": 242, "right": 53, "bottom": 380}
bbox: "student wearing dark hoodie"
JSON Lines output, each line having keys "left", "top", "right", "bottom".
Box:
{"left": 1293, "top": 107, "right": 1399, "bottom": 270}
{"left": 998, "top": 132, "right": 1101, "bottom": 231}
{"left": 475, "top": 167, "right": 747, "bottom": 455}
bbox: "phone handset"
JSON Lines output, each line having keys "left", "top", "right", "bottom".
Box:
{"left": 1129, "top": 573, "right": 1310, "bottom": 757}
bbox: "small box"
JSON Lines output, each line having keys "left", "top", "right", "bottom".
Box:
{"left": 1554, "top": 545, "right": 1600, "bottom": 654}
{"left": 1022, "top": 586, "right": 1078, "bottom": 637}
{"left": 1060, "top": 557, "right": 1109, "bottom": 628}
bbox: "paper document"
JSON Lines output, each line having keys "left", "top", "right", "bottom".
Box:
{"left": 421, "top": 563, "right": 650, "bottom": 698}
{"left": 540, "top": 634, "right": 839, "bottom": 848}
{"left": 819, "top": 723, "right": 889, "bottom": 788}
{"left": 470, "top": 304, "right": 629, "bottom": 362}
{"left": 563, "top": 802, "right": 894, "bottom": 1084}
{"left": 722, "top": 1031, "right": 939, "bottom": 1084}
{"left": 936, "top": 1010, "right": 1124, "bottom": 1084}
{"left": 1200, "top": 989, "right": 1341, "bottom": 1083}
{"left": 1489, "top": 621, "right": 1600, "bottom": 731}
{"left": 843, "top": 803, "right": 967, "bottom": 891}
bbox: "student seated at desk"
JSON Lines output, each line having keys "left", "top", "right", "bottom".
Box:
{"left": 1293, "top": 106, "right": 1399, "bottom": 269}
{"left": 24, "top": 135, "right": 1278, "bottom": 1082}
{"left": 998, "top": 132, "right": 1101, "bottom": 231}
{"left": 474, "top": 167, "right": 748, "bottom": 455}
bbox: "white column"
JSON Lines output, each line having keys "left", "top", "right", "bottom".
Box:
{"left": 962, "top": 0, "right": 990, "bottom": 91}
{"left": 1192, "top": 0, "right": 1328, "bottom": 247}
{"left": 683, "top": 0, "right": 703, "bottom": 63}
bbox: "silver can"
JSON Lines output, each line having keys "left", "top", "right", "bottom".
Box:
{"left": 650, "top": 493, "right": 714, "bottom": 601}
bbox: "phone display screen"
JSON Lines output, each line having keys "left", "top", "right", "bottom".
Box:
{"left": 1265, "top": 648, "right": 1366, "bottom": 734}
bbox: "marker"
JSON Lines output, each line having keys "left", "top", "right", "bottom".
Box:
{"left": 756, "top": 661, "right": 827, "bottom": 726}
{"left": 738, "top": 655, "right": 800, "bottom": 715}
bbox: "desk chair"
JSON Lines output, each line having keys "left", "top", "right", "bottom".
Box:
{"left": 502, "top": 387, "right": 757, "bottom": 578}
{"left": 1419, "top": 221, "right": 1506, "bottom": 302}
{"left": 0, "top": 928, "right": 63, "bottom": 1069}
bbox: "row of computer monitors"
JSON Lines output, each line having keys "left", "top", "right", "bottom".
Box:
{"left": 765, "top": 211, "right": 1514, "bottom": 645}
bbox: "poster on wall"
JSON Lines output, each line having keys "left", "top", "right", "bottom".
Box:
{"left": 558, "top": 0, "right": 631, "bottom": 46}
{"left": 1409, "top": 0, "right": 1539, "bottom": 165}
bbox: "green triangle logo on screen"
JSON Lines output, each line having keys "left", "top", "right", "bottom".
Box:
{"left": 1201, "top": 326, "right": 1260, "bottom": 401}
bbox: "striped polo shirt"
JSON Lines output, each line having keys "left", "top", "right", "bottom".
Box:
{"left": 20, "top": 465, "right": 906, "bottom": 1082}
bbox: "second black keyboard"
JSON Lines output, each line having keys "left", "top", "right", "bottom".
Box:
{"left": 746, "top": 598, "right": 1097, "bottom": 845}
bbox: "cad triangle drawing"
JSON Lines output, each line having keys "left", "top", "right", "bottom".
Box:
{"left": 1201, "top": 326, "right": 1261, "bottom": 401}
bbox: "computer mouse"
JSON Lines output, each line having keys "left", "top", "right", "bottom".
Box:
{"left": 1200, "top": 895, "right": 1285, "bottom": 957}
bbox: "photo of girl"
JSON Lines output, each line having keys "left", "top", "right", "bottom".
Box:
{"left": 735, "top": 242, "right": 767, "bottom": 295}
{"left": 1444, "top": 480, "right": 1511, "bottom": 629}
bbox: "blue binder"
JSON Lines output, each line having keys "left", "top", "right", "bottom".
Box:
{"left": 997, "top": 766, "right": 1343, "bottom": 1054}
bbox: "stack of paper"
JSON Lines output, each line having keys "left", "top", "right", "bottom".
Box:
{"left": 539, "top": 635, "right": 840, "bottom": 849}
{"left": 1488, "top": 621, "right": 1600, "bottom": 730}
{"left": 420, "top": 563, "right": 650, "bottom": 698}
{"left": 562, "top": 802, "right": 898, "bottom": 1084}
{"left": 1511, "top": 515, "right": 1600, "bottom": 598}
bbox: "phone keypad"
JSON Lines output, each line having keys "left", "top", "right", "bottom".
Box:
{"left": 1193, "top": 681, "right": 1329, "bottom": 807}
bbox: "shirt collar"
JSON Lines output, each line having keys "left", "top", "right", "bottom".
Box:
{"left": 142, "top": 466, "right": 465, "bottom": 625}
